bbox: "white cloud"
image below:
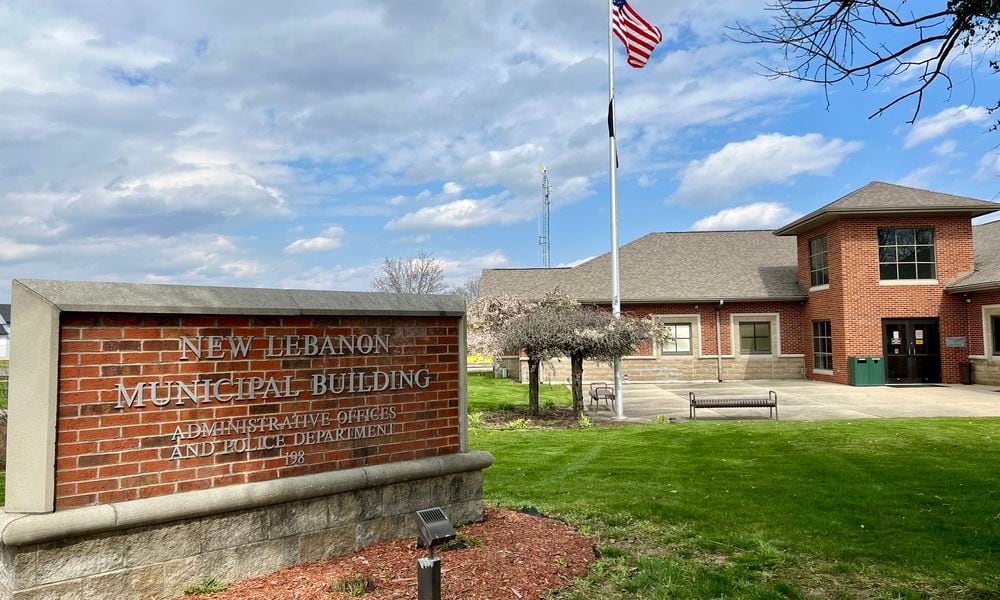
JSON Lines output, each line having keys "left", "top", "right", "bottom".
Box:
{"left": 931, "top": 140, "right": 958, "bottom": 157}
{"left": 386, "top": 195, "right": 528, "bottom": 230}
{"left": 280, "top": 264, "right": 377, "bottom": 292}
{"left": 895, "top": 166, "right": 939, "bottom": 189}
{"left": 904, "top": 105, "right": 988, "bottom": 148}
{"left": 0, "top": 237, "right": 42, "bottom": 261}
{"left": 438, "top": 251, "right": 510, "bottom": 286}
{"left": 284, "top": 225, "right": 346, "bottom": 254}
{"left": 670, "top": 134, "right": 863, "bottom": 205}
{"left": 691, "top": 202, "right": 802, "bottom": 231}
{"left": 442, "top": 181, "right": 463, "bottom": 195}
{"left": 636, "top": 174, "right": 656, "bottom": 188}
{"left": 556, "top": 255, "right": 596, "bottom": 268}
{"left": 393, "top": 234, "right": 431, "bottom": 245}
{"left": 974, "top": 151, "right": 1000, "bottom": 179}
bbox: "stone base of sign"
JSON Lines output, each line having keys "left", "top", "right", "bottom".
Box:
{"left": 0, "top": 452, "right": 490, "bottom": 600}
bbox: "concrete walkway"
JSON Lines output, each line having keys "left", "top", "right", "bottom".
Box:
{"left": 587, "top": 380, "right": 1000, "bottom": 422}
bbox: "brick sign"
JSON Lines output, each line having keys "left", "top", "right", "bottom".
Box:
{"left": 56, "top": 313, "right": 461, "bottom": 509}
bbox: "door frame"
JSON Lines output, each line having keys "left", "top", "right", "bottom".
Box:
{"left": 882, "top": 318, "right": 941, "bottom": 384}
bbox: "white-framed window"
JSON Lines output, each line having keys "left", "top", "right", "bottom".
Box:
{"left": 661, "top": 323, "right": 693, "bottom": 354}
{"left": 809, "top": 236, "right": 829, "bottom": 287}
{"left": 878, "top": 227, "right": 936, "bottom": 281}
{"left": 812, "top": 321, "right": 832, "bottom": 370}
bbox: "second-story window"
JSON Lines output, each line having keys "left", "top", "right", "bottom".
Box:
{"left": 809, "top": 236, "right": 829, "bottom": 287}
{"left": 878, "top": 227, "right": 936, "bottom": 281}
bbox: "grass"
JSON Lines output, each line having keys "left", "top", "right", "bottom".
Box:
{"left": 466, "top": 372, "right": 571, "bottom": 415}
{"left": 330, "top": 574, "right": 375, "bottom": 596}
{"left": 183, "top": 576, "right": 227, "bottom": 595}
{"left": 0, "top": 359, "right": 7, "bottom": 410}
{"left": 468, "top": 377, "right": 1000, "bottom": 598}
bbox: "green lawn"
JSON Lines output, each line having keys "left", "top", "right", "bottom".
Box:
{"left": 466, "top": 372, "right": 571, "bottom": 414}
{"left": 1, "top": 358, "right": 7, "bottom": 409}
{"left": 469, "top": 377, "right": 1000, "bottom": 598}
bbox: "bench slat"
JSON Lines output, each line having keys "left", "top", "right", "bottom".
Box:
{"left": 688, "top": 391, "right": 778, "bottom": 420}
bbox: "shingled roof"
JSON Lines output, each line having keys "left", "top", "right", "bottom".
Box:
{"left": 481, "top": 230, "right": 805, "bottom": 303}
{"left": 774, "top": 181, "right": 999, "bottom": 236}
{"left": 946, "top": 219, "right": 1000, "bottom": 292}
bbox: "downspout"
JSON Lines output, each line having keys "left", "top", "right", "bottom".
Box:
{"left": 715, "top": 299, "right": 724, "bottom": 382}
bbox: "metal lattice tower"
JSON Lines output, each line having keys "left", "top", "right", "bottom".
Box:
{"left": 538, "top": 164, "right": 552, "bottom": 268}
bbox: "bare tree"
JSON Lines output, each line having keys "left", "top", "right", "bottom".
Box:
{"left": 371, "top": 252, "right": 448, "bottom": 294}
{"left": 733, "top": 1, "right": 1000, "bottom": 123}
{"left": 453, "top": 276, "right": 481, "bottom": 300}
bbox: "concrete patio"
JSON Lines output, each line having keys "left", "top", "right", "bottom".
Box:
{"left": 587, "top": 380, "right": 1000, "bottom": 422}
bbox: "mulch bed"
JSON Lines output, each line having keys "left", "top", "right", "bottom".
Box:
{"left": 184, "top": 508, "right": 595, "bottom": 600}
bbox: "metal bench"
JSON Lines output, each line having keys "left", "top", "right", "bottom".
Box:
{"left": 689, "top": 391, "right": 778, "bottom": 420}
{"left": 589, "top": 382, "right": 615, "bottom": 410}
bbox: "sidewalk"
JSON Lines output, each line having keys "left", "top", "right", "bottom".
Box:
{"left": 587, "top": 380, "right": 1000, "bottom": 422}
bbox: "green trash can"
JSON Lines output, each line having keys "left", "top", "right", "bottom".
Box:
{"left": 867, "top": 356, "right": 885, "bottom": 385}
{"left": 848, "top": 357, "right": 870, "bottom": 386}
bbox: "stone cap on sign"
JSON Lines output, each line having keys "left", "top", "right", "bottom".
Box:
{"left": 12, "top": 279, "right": 466, "bottom": 317}
{"left": 0, "top": 451, "right": 493, "bottom": 546}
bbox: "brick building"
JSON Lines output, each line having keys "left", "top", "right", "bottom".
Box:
{"left": 481, "top": 182, "right": 1000, "bottom": 386}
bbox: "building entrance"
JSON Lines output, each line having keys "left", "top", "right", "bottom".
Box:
{"left": 882, "top": 319, "right": 941, "bottom": 384}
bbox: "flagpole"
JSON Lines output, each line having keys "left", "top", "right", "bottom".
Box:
{"left": 608, "top": 0, "right": 625, "bottom": 421}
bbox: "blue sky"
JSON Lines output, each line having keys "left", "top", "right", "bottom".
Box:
{"left": 2, "top": 0, "right": 1000, "bottom": 303}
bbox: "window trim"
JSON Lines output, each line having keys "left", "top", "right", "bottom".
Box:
{"left": 651, "top": 314, "right": 701, "bottom": 358}
{"left": 660, "top": 322, "right": 694, "bottom": 355}
{"left": 727, "top": 313, "right": 799, "bottom": 358}
{"left": 808, "top": 235, "right": 829, "bottom": 288}
{"left": 977, "top": 305, "right": 1000, "bottom": 361}
{"left": 739, "top": 321, "right": 772, "bottom": 355}
{"left": 877, "top": 227, "right": 936, "bottom": 282}
{"left": 812, "top": 320, "right": 832, "bottom": 372}
{"left": 993, "top": 315, "right": 1000, "bottom": 357}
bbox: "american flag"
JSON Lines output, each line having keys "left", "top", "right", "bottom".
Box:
{"left": 612, "top": 0, "right": 662, "bottom": 69}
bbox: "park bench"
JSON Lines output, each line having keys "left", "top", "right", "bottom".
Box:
{"left": 688, "top": 390, "right": 778, "bottom": 420}
{"left": 589, "top": 382, "right": 615, "bottom": 410}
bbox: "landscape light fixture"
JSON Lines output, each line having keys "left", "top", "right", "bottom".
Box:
{"left": 415, "top": 507, "right": 457, "bottom": 600}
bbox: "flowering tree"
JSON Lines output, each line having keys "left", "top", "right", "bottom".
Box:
{"left": 469, "top": 292, "right": 664, "bottom": 418}
{"left": 548, "top": 305, "right": 659, "bottom": 418}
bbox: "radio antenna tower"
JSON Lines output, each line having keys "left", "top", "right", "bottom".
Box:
{"left": 538, "top": 164, "right": 552, "bottom": 268}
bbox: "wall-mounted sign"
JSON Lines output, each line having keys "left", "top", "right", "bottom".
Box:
{"left": 946, "top": 336, "right": 967, "bottom": 348}
{"left": 915, "top": 329, "right": 924, "bottom": 340}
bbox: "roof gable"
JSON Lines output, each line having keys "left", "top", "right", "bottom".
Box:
{"left": 946, "top": 219, "right": 1000, "bottom": 292}
{"left": 775, "top": 182, "right": 999, "bottom": 236}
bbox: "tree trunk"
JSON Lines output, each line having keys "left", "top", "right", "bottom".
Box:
{"left": 528, "top": 356, "right": 540, "bottom": 416}
{"left": 571, "top": 353, "right": 584, "bottom": 419}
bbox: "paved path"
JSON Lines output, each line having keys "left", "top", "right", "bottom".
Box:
{"left": 587, "top": 380, "right": 1000, "bottom": 422}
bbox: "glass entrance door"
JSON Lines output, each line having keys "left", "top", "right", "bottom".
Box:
{"left": 882, "top": 319, "right": 941, "bottom": 383}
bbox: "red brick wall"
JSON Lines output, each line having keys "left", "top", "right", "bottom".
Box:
{"left": 617, "top": 301, "right": 806, "bottom": 356}
{"left": 797, "top": 222, "right": 846, "bottom": 383}
{"left": 55, "top": 314, "right": 461, "bottom": 510}
{"left": 797, "top": 215, "right": 975, "bottom": 383}
{"left": 966, "top": 290, "right": 1000, "bottom": 355}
